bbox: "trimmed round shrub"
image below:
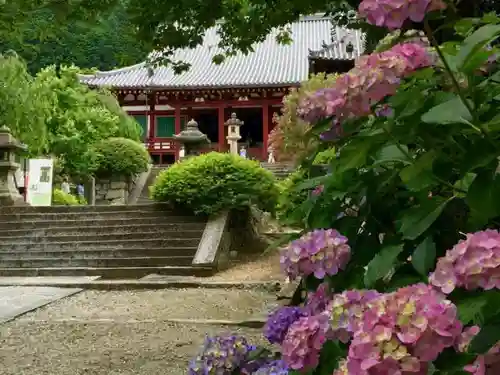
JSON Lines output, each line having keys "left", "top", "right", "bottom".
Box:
{"left": 151, "top": 152, "right": 279, "bottom": 215}
{"left": 52, "top": 188, "right": 81, "bottom": 205}
{"left": 94, "top": 137, "right": 150, "bottom": 176}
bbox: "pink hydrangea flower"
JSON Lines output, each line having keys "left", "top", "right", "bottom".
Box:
{"left": 456, "top": 325, "right": 481, "bottom": 353}
{"left": 280, "top": 229, "right": 351, "bottom": 280}
{"left": 281, "top": 313, "right": 330, "bottom": 371}
{"left": 329, "top": 289, "right": 381, "bottom": 343}
{"left": 358, "top": 0, "right": 447, "bottom": 30}
{"left": 465, "top": 341, "right": 500, "bottom": 375}
{"left": 304, "top": 281, "right": 333, "bottom": 315}
{"left": 297, "top": 43, "right": 434, "bottom": 125}
{"left": 344, "top": 283, "right": 463, "bottom": 375}
{"left": 429, "top": 230, "right": 500, "bottom": 294}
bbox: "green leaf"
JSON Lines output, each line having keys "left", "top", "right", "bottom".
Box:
{"left": 421, "top": 96, "right": 472, "bottom": 125}
{"left": 397, "top": 197, "right": 452, "bottom": 240}
{"left": 374, "top": 144, "right": 410, "bottom": 165}
{"left": 466, "top": 172, "right": 500, "bottom": 223}
{"left": 317, "top": 340, "right": 346, "bottom": 375}
{"left": 456, "top": 24, "right": 500, "bottom": 72}
{"left": 399, "top": 151, "right": 437, "bottom": 191}
{"left": 456, "top": 295, "right": 488, "bottom": 325}
{"left": 470, "top": 324, "right": 500, "bottom": 353}
{"left": 454, "top": 173, "right": 477, "bottom": 197}
{"left": 364, "top": 244, "right": 404, "bottom": 287}
{"left": 411, "top": 237, "right": 436, "bottom": 277}
{"left": 294, "top": 175, "right": 328, "bottom": 192}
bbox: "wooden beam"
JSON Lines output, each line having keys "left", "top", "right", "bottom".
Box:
{"left": 218, "top": 105, "right": 225, "bottom": 152}
{"left": 262, "top": 102, "right": 270, "bottom": 160}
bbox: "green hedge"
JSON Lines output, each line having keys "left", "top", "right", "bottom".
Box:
{"left": 151, "top": 152, "right": 279, "bottom": 215}
{"left": 52, "top": 188, "right": 81, "bottom": 205}
{"left": 94, "top": 137, "right": 150, "bottom": 176}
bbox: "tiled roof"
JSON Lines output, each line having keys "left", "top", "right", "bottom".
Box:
{"left": 309, "top": 27, "right": 365, "bottom": 60}
{"left": 79, "top": 14, "right": 363, "bottom": 90}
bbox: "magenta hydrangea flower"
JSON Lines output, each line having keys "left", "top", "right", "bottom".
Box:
{"left": 465, "top": 341, "right": 500, "bottom": 375}
{"left": 188, "top": 335, "right": 253, "bottom": 375}
{"left": 280, "top": 229, "right": 351, "bottom": 281}
{"left": 264, "top": 306, "right": 305, "bottom": 344}
{"left": 297, "top": 43, "right": 434, "bottom": 125}
{"left": 344, "top": 283, "right": 463, "bottom": 375}
{"left": 429, "top": 230, "right": 500, "bottom": 294}
{"left": 281, "top": 313, "right": 330, "bottom": 371}
{"left": 329, "top": 289, "right": 381, "bottom": 343}
{"left": 358, "top": 0, "right": 447, "bottom": 30}
{"left": 304, "top": 281, "right": 334, "bottom": 315}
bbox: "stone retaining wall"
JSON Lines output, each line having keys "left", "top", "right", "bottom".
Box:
{"left": 95, "top": 175, "right": 141, "bottom": 205}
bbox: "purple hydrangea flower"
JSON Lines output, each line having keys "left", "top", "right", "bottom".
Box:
{"left": 188, "top": 334, "right": 252, "bottom": 374}
{"left": 253, "top": 360, "right": 289, "bottom": 374}
{"left": 264, "top": 306, "right": 305, "bottom": 344}
{"left": 280, "top": 229, "right": 351, "bottom": 280}
{"left": 304, "top": 281, "right": 333, "bottom": 315}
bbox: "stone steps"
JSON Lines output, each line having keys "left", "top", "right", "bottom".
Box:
{"left": 0, "top": 218, "right": 206, "bottom": 230}
{"left": 0, "top": 266, "right": 213, "bottom": 278}
{"left": 0, "top": 222, "right": 206, "bottom": 235}
{"left": 0, "top": 256, "right": 195, "bottom": 268}
{"left": 4, "top": 238, "right": 201, "bottom": 250}
{"left": 0, "top": 203, "right": 208, "bottom": 277}
{"left": 0, "top": 247, "right": 198, "bottom": 259}
{"left": 0, "top": 230, "right": 203, "bottom": 243}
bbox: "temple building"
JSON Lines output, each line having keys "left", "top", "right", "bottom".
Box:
{"left": 79, "top": 14, "right": 363, "bottom": 164}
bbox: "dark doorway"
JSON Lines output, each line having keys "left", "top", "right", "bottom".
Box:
{"left": 193, "top": 109, "right": 218, "bottom": 143}
{"left": 237, "top": 107, "right": 263, "bottom": 148}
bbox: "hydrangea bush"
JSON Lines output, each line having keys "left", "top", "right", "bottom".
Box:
{"left": 188, "top": 2, "right": 500, "bottom": 374}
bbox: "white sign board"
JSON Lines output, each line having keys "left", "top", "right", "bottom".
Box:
{"left": 26, "top": 159, "right": 54, "bottom": 206}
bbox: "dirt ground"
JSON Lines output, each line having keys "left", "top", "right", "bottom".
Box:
{"left": 208, "top": 251, "right": 283, "bottom": 282}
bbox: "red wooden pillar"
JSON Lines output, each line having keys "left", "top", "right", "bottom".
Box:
{"left": 174, "top": 104, "right": 181, "bottom": 161}
{"left": 262, "top": 102, "right": 269, "bottom": 160}
{"left": 218, "top": 105, "right": 225, "bottom": 152}
{"left": 148, "top": 91, "right": 156, "bottom": 140}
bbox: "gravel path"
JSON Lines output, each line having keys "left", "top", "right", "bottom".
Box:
{"left": 0, "top": 321, "right": 268, "bottom": 375}
{"left": 17, "top": 289, "right": 279, "bottom": 321}
{"left": 0, "top": 288, "right": 278, "bottom": 375}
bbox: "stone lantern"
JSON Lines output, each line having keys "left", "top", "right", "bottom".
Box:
{"left": 225, "top": 113, "right": 243, "bottom": 155}
{"left": 173, "top": 118, "right": 210, "bottom": 159}
{"left": 0, "top": 126, "right": 28, "bottom": 206}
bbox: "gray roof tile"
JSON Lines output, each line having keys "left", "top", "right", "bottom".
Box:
{"left": 79, "top": 14, "right": 363, "bottom": 89}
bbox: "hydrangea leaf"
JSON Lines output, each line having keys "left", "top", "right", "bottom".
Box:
{"left": 411, "top": 236, "right": 436, "bottom": 277}
{"left": 397, "top": 197, "right": 452, "bottom": 240}
{"left": 421, "top": 96, "right": 473, "bottom": 125}
{"left": 456, "top": 24, "right": 500, "bottom": 73}
{"left": 399, "top": 150, "right": 437, "bottom": 192}
{"left": 456, "top": 295, "right": 488, "bottom": 325}
{"left": 469, "top": 324, "right": 500, "bottom": 353}
{"left": 364, "top": 244, "right": 404, "bottom": 287}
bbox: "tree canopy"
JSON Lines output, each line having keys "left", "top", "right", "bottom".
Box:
{"left": 0, "top": 53, "right": 142, "bottom": 177}
{"left": 0, "top": 2, "right": 148, "bottom": 73}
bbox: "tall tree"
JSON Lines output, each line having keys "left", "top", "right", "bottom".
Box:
{"left": 0, "top": 2, "right": 148, "bottom": 73}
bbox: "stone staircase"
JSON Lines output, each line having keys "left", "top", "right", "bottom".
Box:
{"left": 136, "top": 166, "right": 165, "bottom": 204}
{"left": 0, "top": 204, "right": 210, "bottom": 278}
{"left": 261, "top": 162, "right": 295, "bottom": 179}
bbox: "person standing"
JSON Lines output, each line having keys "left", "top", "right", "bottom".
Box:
{"left": 61, "top": 177, "right": 70, "bottom": 194}
{"left": 239, "top": 146, "right": 247, "bottom": 159}
{"left": 76, "top": 182, "right": 85, "bottom": 203}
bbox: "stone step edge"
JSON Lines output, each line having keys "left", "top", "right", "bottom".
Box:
{"left": 0, "top": 255, "right": 195, "bottom": 261}
{"left": 15, "top": 317, "right": 268, "bottom": 328}
{"left": 2, "top": 223, "right": 205, "bottom": 233}
{"left": 0, "top": 246, "right": 199, "bottom": 254}
{"left": 0, "top": 279, "right": 282, "bottom": 291}
{"left": 0, "top": 230, "right": 204, "bottom": 240}
{"left": 0, "top": 238, "right": 202, "bottom": 246}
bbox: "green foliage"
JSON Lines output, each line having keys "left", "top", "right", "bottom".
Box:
{"left": 276, "top": 169, "right": 310, "bottom": 226}
{"left": 151, "top": 152, "right": 278, "bottom": 215}
{"left": 313, "top": 148, "right": 337, "bottom": 165}
{"left": 52, "top": 188, "right": 81, "bottom": 205}
{"left": 94, "top": 137, "right": 150, "bottom": 176}
{"left": 269, "top": 74, "right": 338, "bottom": 164}
{"left": 0, "top": 54, "right": 143, "bottom": 178}
{"left": 0, "top": 3, "right": 148, "bottom": 73}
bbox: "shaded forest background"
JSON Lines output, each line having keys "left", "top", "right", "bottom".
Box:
{"left": 0, "top": 2, "right": 148, "bottom": 74}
